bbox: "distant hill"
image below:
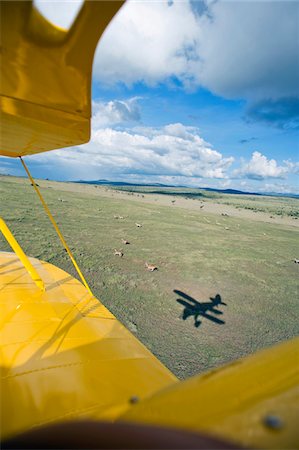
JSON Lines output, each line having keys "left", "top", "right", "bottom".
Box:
{"left": 198, "top": 187, "right": 262, "bottom": 196}
{"left": 75, "top": 179, "right": 174, "bottom": 188}
{"left": 74, "top": 179, "right": 299, "bottom": 199}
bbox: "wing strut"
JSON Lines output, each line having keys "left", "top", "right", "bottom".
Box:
{"left": 0, "top": 217, "right": 45, "bottom": 291}
{"left": 19, "top": 157, "right": 94, "bottom": 297}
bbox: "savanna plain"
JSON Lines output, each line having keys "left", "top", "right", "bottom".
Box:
{"left": 1, "top": 175, "right": 298, "bottom": 379}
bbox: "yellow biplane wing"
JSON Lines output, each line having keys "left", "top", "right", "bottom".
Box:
{"left": 0, "top": 251, "right": 177, "bottom": 440}
{"left": 0, "top": 0, "right": 123, "bottom": 156}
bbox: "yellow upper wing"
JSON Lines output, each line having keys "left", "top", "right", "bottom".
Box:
{"left": 0, "top": 0, "right": 124, "bottom": 157}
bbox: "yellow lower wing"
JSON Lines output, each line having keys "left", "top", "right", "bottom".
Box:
{"left": 0, "top": 251, "right": 177, "bottom": 440}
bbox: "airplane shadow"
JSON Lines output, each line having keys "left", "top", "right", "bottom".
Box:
{"left": 174, "top": 290, "right": 227, "bottom": 328}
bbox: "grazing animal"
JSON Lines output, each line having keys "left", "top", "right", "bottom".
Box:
{"left": 114, "top": 249, "right": 123, "bottom": 257}
{"left": 200, "top": 205, "right": 204, "bottom": 209}
{"left": 121, "top": 239, "right": 130, "bottom": 245}
{"left": 294, "top": 259, "right": 299, "bottom": 264}
{"left": 135, "top": 223, "right": 142, "bottom": 228}
{"left": 145, "top": 262, "right": 158, "bottom": 271}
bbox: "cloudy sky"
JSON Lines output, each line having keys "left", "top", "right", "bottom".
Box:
{"left": 1, "top": 0, "right": 298, "bottom": 194}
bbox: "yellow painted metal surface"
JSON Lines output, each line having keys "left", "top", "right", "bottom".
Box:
{"left": 0, "top": 251, "right": 177, "bottom": 441}
{"left": 0, "top": 0, "right": 124, "bottom": 156}
{"left": 121, "top": 337, "right": 299, "bottom": 449}
{"left": 0, "top": 217, "right": 44, "bottom": 291}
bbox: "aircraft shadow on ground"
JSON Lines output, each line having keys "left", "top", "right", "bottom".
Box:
{"left": 174, "top": 290, "right": 227, "bottom": 328}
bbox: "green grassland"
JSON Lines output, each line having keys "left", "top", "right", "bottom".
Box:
{"left": 1, "top": 175, "right": 298, "bottom": 379}
{"left": 113, "top": 184, "right": 299, "bottom": 218}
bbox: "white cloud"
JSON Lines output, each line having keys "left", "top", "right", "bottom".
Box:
{"left": 196, "top": 1, "right": 299, "bottom": 101}
{"left": 0, "top": 158, "right": 24, "bottom": 176}
{"left": 0, "top": 165, "right": 9, "bottom": 175}
{"left": 235, "top": 151, "right": 290, "bottom": 180}
{"left": 284, "top": 160, "right": 299, "bottom": 175}
{"left": 92, "top": 98, "right": 141, "bottom": 128}
{"left": 34, "top": 0, "right": 83, "bottom": 29}
{"left": 35, "top": 0, "right": 299, "bottom": 103}
{"left": 261, "top": 183, "right": 299, "bottom": 195}
{"left": 94, "top": 0, "right": 299, "bottom": 102}
{"left": 31, "top": 122, "right": 233, "bottom": 181}
{"left": 94, "top": 1, "right": 199, "bottom": 87}
{"left": 34, "top": 0, "right": 299, "bottom": 128}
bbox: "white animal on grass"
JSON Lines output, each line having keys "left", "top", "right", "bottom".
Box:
{"left": 114, "top": 249, "right": 123, "bottom": 257}
{"left": 135, "top": 223, "right": 142, "bottom": 227}
{"left": 145, "top": 262, "right": 158, "bottom": 271}
{"left": 294, "top": 259, "right": 299, "bottom": 264}
{"left": 121, "top": 239, "right": 130, "bottom": 245}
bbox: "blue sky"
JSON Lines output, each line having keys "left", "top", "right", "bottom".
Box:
{"left": 1, "top": 0, "right": 298, "bottom": 194}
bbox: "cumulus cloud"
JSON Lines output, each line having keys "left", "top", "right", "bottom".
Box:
{"left": 261, "top": 183, "right": 299, "bottom": 196}
{"left": 0, "top": 160, "right": 11, "bottom": 174}
{"left": 93, "top": 0, "right": 299, "bottom": 127}
{"left": 31, "top": 122, "right": 233, "bottom": 181}
{"left": 0, "top": 157, "right": 24, "bottom": 176}
{"left": 232, "top": 179, "right": 299, "bottom": 196}
{"left": 92, "top": 97, "right": 141, "bottom": 128}
{"left": 95, "top": 1, "right": 298, "bottom": 95}
{"left": 35, "top": 0, "right": 299, "bottom": 127}
{"left": 94, "top": 1, "right": 199, "bottom": 87}
{"left": 234, "top": 151, "right": 290, "bottom": 180}
{"left": 196, "top": 1, "right": 299, "bottom": 101}
{"left": 284, "top": 160, "right": 299, "bottom": 175}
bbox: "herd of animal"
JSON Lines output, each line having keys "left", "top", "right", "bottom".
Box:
{"left": 111, "top": 206, "right": 299, "bottom": 273}
{"left": 113, "top": 216, "right": 158, "bottom": 271}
